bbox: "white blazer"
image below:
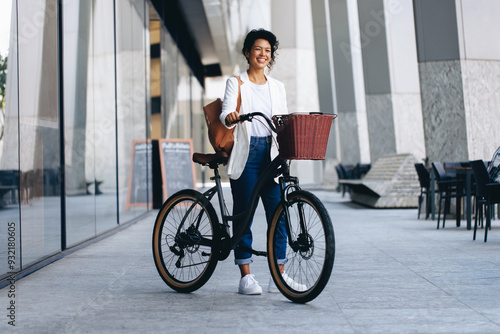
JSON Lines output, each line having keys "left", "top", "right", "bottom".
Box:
{"left": 220, "top": 71, "right": 288, "bottom": 179}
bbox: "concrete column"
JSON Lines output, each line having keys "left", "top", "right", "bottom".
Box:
{"left": 311, "top": 0, "right": 370, "bottom": 165}
{"left": 357, "top": 0, "right": 425, "bottom": 162}
{"left": 414, "top": 0, "right": 500, "bottom": 162}
{"left": 310, "top": 0, "right": 339, "bottom": 165}
{"left": 271, "top": 0, "right": 323, "bottom": 185}
{"left": 271, "top": 0, "right": 320, "bottom": 112}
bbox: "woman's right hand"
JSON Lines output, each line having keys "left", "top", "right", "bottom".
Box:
{"left": 225, "top": 111, "right": 240, "bottom": 125}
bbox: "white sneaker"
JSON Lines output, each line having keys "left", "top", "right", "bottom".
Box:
{"left": 282, "top": 272, "right": 307, "bottom": 292}
{"left": 268, "top": 277, "right": 279, "bottom": 293}
{"left": 238, "top": 274, "right": 262, "bottom": 295}
{"left": 268, "top": 273, "right": 308, "bottom": 292}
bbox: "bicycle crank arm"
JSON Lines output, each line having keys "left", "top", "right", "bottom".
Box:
{"left": 235, "top": 245, "right": 267, "bottom": 257}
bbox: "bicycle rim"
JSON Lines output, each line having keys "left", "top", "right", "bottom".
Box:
{"left": 268, "top": 190, "right": 335, "bottom": 303}
{"left": 152, "top": 190, "right": 218, "bottom": 293}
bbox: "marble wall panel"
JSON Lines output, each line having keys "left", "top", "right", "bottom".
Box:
{"left": 356, "top": 106, "right": 371, "bottom": 163}
{"left": 418, "top": 60, "right": 468, "bottom": 162}
{"left": 462, "top": 59, "right": 500, "bottom": 160}
{"left": 365, "top": 94, "right": 397, "bottom": 162}
{"left": 338, "top": 110, "right": 361, "bottom": 164}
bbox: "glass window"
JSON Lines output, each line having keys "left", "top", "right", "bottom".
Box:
{"left": 0, "top": 0, "right": 20, "bottom": 278}
{"left": 116, "top": 0, "right": 151, "bottom": 223}
{"left": 161, "top": 27, "right": 178, "bottom": 139}
{"left": 177, "top": 60, "right": 191, "bottom": 139}
{"left": 63, "top": 0, "right": 96, "bottom": 246}
{"left": 0, "top": 0, "right": 199, "bottom": 279}
{"left": 18, "top": 0, "right": 62, "bottom": 265}
{"left": 64, "top": 0, "right": 119, "bottom": 247}
{"left": 92, "top": 0, "right": 118, "bottom": 235}
{"left": 191, "top": 75, "right": 205, "bottom": 184}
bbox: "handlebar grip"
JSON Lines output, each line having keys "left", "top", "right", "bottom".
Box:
{"left": 227, "top": 113, "right": 251, "bottom": 125}
{"left": 227, "top": 112, "right": 277, "bottom": 132}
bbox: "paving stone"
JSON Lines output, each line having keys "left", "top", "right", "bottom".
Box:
{"left": 1, "top": 190, "right": 500, "bottom": 333}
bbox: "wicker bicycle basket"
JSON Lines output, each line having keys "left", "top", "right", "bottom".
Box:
{"left": 272, "top": 113, "right": 337, "bottom": 160}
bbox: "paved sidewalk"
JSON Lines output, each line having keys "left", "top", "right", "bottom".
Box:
{"left": 2, "top": 190, "right": 500, "bottom": 333}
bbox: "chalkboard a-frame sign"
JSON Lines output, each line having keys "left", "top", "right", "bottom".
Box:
{"left": 125, "top": 139, "right": 196, "bottom": 211}
{"left": 125, "top": 140, "right": 153, "bottom": 211}
{"left": 159, "top": 139, "right": 197, "bottom": 200}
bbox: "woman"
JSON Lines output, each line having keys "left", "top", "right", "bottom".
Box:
{"left": 220, "top": 29, "right": 305, "bottom": 295}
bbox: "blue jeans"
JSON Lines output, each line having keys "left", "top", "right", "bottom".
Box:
{"left": 230, "top": 136, "right": 287, "bottom": 265}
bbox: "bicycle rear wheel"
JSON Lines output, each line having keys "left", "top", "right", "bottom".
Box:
{"left": 267, "top": 190, "right": 335, "bottom": 303}
{"left": 152, "top": 189, "right": 218, "bottom": 293}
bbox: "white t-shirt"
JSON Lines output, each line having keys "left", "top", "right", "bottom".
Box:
{"left": 248, "top": 81, "right": 272, "bottom": 137}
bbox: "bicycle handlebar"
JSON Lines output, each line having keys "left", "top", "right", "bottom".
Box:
{"left": 227, "top": 112, "right": 277, "bottom": 132}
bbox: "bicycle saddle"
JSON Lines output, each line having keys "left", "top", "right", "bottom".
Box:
{"left": 192, "top": 151, "right": 229, "bottom": 167}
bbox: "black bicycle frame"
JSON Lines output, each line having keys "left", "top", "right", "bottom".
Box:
{"left": 199, "top": 156, "right": 301, "bottom": 253}
{"left": 177, "top": 113, "right": 305, "bottom": 256}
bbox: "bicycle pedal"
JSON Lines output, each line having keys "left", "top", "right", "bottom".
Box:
{"left": 201, "top": 252, "right": 211, "bottom": 257}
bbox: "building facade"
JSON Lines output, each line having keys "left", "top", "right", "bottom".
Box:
{"left": 1, "top": 0, "right": 500, "bottom": 282}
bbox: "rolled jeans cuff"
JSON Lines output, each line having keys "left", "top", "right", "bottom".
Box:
{"left": 234, "top": 257, "right": 253, "bottom": 265}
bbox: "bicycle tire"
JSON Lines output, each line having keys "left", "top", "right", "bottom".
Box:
{"left": 152, "top": 189, "right": 219, "bottom": 293}
{"left": 267, "top": 190, "right": 335, "bottom": 303}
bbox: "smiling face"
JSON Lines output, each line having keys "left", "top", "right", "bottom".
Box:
{"left": 245, "top": 38, "right": 272, "bottom": 70}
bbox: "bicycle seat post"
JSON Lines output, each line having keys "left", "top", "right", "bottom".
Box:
{"left": 192, "top": 151, "right": 230, "bottom": 218}
{"left": 210, "top": 164, "right": 221, "bottom": 186}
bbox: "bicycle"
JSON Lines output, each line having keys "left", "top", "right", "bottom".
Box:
{"left": 152, "top": 112, "right": 336, "bottom": 303}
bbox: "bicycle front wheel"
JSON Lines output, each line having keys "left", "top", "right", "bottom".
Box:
{"left": 152, "top": 189, "right": 218, "bottom": 293}
{"left": 267, "top": 190, "right": 335, "bottom": 303}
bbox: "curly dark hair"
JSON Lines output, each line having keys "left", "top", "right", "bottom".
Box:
{"left": 241, "top": 29, "right": 279, "bottom": 70}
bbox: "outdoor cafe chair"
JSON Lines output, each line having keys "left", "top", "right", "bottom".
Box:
{"left": 470, "top": 160, "right": 500, "bottom": 242}
{"left": 335, "top": 165, "right": 349, "bottom": 196}
{"left": 337, "top": 164, "right": 355, "bottom": 197}
{"left": 414, "top": 163, "right": 431, "bottom": 219}
{"left": 432, "top": 162, "right": 463, "bottom": 229}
